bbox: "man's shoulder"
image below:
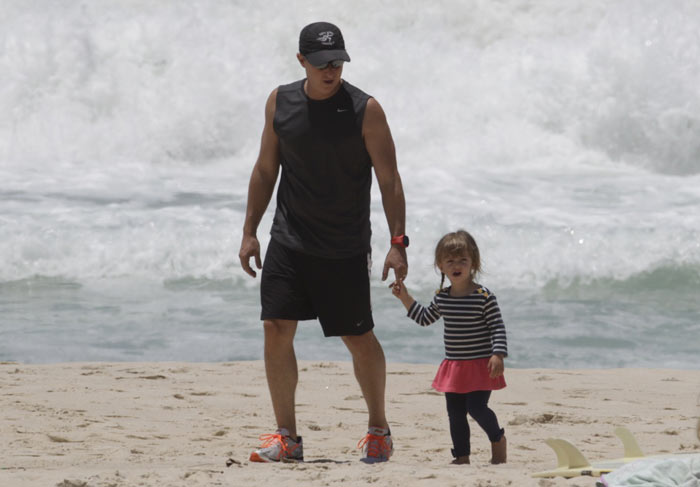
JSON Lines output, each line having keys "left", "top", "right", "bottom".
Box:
{"left": 341, "top": 80, "right": 372, "bottom": 101}
{"left": 277, "top": 79, "right": 305, "bottom": 94}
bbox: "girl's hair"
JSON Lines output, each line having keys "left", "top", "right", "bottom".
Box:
{"left": 435, "top": 230, "right": 481, "bottom": 292}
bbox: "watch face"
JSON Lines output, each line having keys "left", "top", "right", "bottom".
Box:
{"left": 392, "top": 235, "right": 409, "bottom": 247}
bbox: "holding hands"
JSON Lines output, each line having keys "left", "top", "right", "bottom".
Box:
{"left": 390, "top": 277, "right": 404, "bottom": 297}
{"left": 390, "top": 278, "right": 415, "bottom": 310}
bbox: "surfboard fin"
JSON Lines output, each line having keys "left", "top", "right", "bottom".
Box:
{"left": 533, "top": 427, "right": 647, "bottom": 478}
{"left": 549, "top": 438, "right": 591, "bottom": 469}
{"left": 544, "top": 438, "right": 570, "bottom": 469}
{"left": 532, "top": 438, "right": 592, "bottom": 478}
{"left": 614, "top": 426, "right": 644, "bottom": 458}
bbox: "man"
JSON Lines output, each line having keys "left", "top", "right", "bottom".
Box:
{"left": 238, "top": 21, "right": 408, "bottom": 464}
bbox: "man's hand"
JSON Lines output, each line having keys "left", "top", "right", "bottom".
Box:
{"left": 239, "top": 235, "right": 262, "bottom": 277}
{"left": 382, "top": 246, "right": 408, "bottom": 282}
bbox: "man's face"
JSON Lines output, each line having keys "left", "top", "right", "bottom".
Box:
{"left": 297, "top": 54, "right": 344, "bottom": 99}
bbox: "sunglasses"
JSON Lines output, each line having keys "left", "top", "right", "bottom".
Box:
{"left": 309, "top": 59, "right": 345, "bottom": 70}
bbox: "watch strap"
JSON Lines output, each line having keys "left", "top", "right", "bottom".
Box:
{"left": 391, "top": 235, "right": 409, "bottom": 248}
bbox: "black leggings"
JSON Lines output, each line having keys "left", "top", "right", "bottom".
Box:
{"left": 445, "top": 390, "right": 504, "bottom": 457}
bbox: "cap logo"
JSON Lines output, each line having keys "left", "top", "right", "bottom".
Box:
{"left": 316, "top": 31, "right": 335, "bottom": 46}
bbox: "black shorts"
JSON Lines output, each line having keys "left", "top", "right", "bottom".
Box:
{"left": 260, "top": 238, "right": 375, "bottom": 337}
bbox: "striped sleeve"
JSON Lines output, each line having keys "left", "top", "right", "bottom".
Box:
{"left": 484, "top": 294, "right": 508, "bottom": 356}
{"left": 407, "top": 297, "right": 442, "bottom": 327}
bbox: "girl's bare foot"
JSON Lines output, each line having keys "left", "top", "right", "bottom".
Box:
{"left": 491, "top": 436, "right": 507, "bottom": 464}
{"left": 451, "top": 455, "right": 470, "bottom": 464}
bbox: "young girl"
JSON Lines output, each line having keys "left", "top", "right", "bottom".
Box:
{"left": 392, "top": 230, "right": 508, "bottom": 465}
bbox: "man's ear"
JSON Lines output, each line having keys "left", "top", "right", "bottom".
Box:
{"left": 296, "top": 53, "right": 305, "bottom": 67}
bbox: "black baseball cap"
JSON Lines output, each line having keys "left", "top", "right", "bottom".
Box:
{"left": 299, "top": 22, "right": 351, "bottom": 66}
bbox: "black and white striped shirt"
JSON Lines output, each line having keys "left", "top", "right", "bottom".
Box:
{"left": 407, "top": 286, "right": 508, "bottom": 360}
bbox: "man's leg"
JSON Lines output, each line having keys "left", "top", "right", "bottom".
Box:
{"left": 342, "top": 330, "right": 388, "bottom": 429}
{"left": 264, "top": 319, "right": 299, "bottom": 438}
{"left": 343, "top": 330, "right": 393, "bottom": 463}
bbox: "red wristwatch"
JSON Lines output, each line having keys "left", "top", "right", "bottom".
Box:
{"left": 391, "top": 234, "right": 409, "bottom": 248}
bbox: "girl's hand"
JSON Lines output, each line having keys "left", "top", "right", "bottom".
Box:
{"left": 390, "top": 278, "right": 415, "bottom": 310}
{"left": 488, "top": 354, "right": 504, "bottom": 378}
{"left": 390, "top": 278, "right": 404, "bottom": 298}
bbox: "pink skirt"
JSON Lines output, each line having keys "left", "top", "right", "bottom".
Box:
{"left": 432, "top": 358, "right": 507, "bottom": 393}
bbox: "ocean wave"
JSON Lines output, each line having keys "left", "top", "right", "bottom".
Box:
{"left": 541, "top": 264, "right": 700, "bottom": 298}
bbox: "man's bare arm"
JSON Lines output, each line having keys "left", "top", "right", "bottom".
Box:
{"left": 363, "top": 97, "right": 408, "bottom": 281}
{"left": 239, "top": 89, "right": 281, "bottom": 277}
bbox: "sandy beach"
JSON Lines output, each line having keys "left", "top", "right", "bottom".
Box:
{"left": 1, "top": 361, "right": 698, "bottom": 486}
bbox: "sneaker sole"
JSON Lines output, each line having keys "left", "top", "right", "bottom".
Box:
{"left": 360, "top": 456, "right": 391, "bottom": 464}
{"left": 249, "top": 452, "right": 274, "bottom": 463}
{"left": 249, "top": 452, "right": 304, "bottom": 463}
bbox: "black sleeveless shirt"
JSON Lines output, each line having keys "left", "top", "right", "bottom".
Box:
{"left": 271, "top": 79, "right": 373, "bottom": 258}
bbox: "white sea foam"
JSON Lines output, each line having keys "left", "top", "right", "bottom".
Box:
{"left": 1, "top": 0, "right": 699, "bottom": 366}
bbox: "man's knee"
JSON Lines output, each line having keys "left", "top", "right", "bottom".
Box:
{"left": 263, "top": 319, "right": 297, "bottom": 343}
{"left": 342, "top": 330, "right": 375, "bottom": 350}
{"left": 343, "top": 331, "right": 385, "bottom": 362}
{"left": 342, "top": 329, "right": 375, "bottom": 343}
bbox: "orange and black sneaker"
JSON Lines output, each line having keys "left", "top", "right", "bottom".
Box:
{"left": 249, "top": 428, "right": 303, "bottom": 463}
{"left": 357, "top": 426, "right": 393, "bottom": 464}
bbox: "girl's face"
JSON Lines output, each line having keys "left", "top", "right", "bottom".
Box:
{"left": 438, "top": 252, "right": 473, "bottom": 286}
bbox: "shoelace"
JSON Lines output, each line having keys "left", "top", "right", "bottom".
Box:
{"left": 258, "top": 433, "right": 293, "bottom": 456}
{"left": 357, "top": 433, "right": 390, "bottom": 457}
